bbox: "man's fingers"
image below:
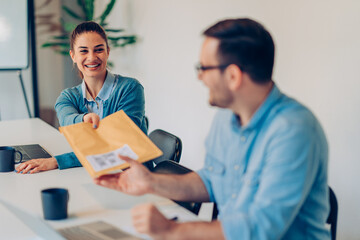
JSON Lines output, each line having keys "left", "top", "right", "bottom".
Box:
{"left": 94, "top": 173, "right": 121, "bottom": 188}
{"left": 118, "top": 154, "right": 138, "bottom": 166}
{"left": 95, "top": 172, "right": 121, "bottom": 181}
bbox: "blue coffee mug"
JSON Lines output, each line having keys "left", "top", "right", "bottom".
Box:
{"left": 41, "top": 188, "right": 69, "bottom": 220}
{"left": 0, "top": 146, "right": 23, "bottom": 172}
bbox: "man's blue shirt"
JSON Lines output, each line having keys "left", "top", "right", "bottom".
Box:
{"left": 197, "top": 84, "right": 330, "bottom": 240}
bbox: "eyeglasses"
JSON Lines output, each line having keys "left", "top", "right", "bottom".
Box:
{"left": 195, "top": 63, "right": 229, "bottom": 74}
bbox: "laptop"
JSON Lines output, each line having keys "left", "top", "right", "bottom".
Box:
{"left": 12, "top": 144, "right": 52, "bottom": 161}
{"left": 58, "top": 221, "right": 141, "bottom": 240}
{"left": 1, "top": 200, "right": 141, "bottom": 240}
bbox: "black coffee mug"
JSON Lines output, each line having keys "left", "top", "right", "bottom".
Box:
{"left": 0, "top": 146, "right": 23, "bottom": 172}
{"left": 41, "top": 188, "right": 69, "bottom": 220}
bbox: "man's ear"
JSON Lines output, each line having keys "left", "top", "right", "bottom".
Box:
{"left": 225, "top": 64, "right": 242, "bottom": 90}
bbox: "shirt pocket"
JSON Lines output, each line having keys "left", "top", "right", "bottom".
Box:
{"left": 205, "top": 157, "right": 226, "bottom": 204}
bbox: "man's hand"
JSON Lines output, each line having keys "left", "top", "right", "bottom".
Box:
{"left": 83, "top": 113, "right": 100, "bottom": 128}
{"left": 15, "top": 157, "right": 58, "bottom": 174}
{"left": 94, "top": 155, "right": 154, "bottom": 195}
{"left": 132, "top": 204, "right": 176, "bottom": 240}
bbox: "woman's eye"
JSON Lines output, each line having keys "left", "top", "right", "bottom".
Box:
{"left": 80, "top": 50, "right": 88, "bottom": 53}
{"left": 95, "top": 48, "right": 104, "bottom": 52}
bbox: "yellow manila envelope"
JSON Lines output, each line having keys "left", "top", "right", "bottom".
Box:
{"left": 59, "top": 110, "right": 162, "bottom": 178}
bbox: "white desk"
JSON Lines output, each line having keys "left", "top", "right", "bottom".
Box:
{"left": 0, "top": 118, "right": 197, "bottom": 239}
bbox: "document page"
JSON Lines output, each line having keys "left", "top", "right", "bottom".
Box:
{"left": 86, "top": 145, "right": 138, "bottom": 172}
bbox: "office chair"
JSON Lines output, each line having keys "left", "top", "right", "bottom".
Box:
{"left": 153, "top": 160, "right": 202, "bottom": 215}
{"left": 144, "top": 116, "right": 149, "bottom": 129}
{"left": 327, "top": 186, "right": 338, "bottom": 240}
{"left": 210, "top": 187, "right": 339, "bottom": 233}
{"left": 149, "top": 129, "right": 182, "bottom": 165}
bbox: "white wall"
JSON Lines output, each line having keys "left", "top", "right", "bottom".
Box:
{"left": 0, "top": 0, "right": 63, "bottom": 120}
{"left": 104, "top": 0, "right": 360, "bottom": 239}
{"left": 36, "top": 0, "right": 64, "bottom": 109}
{"left": 0, "top": 70, "right": 33, "bottom": 120}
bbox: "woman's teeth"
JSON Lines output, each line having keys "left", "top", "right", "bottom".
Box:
{"left": 85, "top": 64, "right": 100, "bottom": 68}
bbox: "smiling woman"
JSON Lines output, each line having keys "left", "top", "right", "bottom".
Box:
{"left": 15, "top": 21, "right": 148, "bottom": 174}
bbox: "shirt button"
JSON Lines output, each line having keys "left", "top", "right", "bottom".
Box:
{"left": 232, "top": 194, "right": 237, "bottom": 199}
{"left": 208, "top": 166, "right": 213, "bottom": 172}
{"left": 234, "top": 165, "right": 239, "bottom": 170}
{"left": 241, "top": 136, "right": 246, "bottom": 142}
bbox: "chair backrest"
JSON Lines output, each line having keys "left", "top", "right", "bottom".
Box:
{"left": 148, "top": 129, "right": 182, "bottom": 165}
{"left": 327, "top": 186, "right": 338, "bottom": 240}
{"left": 153, "top": 160, "right": 202, "bottom": 215}
{"left": 144, "top": 116, "right": 149, "bottom": 130}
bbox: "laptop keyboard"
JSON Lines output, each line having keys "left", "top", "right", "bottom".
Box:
{"left": 58, "top": 221, "right": 140, "bottom": 240}
{"left": 59, "top": 226, "right": 100, "bottom": 240}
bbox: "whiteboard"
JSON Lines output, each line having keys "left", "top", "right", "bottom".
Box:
{"left": 0, "top": 0, "right": 28, "bottom": 70}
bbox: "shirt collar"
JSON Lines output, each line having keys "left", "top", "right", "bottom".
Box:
{"left": 81, "top": 71, "right": 116, "bottom": 103}
{"left": 231, "top": 83, "right": 283, "bottom": 131}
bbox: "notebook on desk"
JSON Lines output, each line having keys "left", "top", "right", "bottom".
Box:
{"left": 12, "top": 144, "right": 52, "bottom": 161}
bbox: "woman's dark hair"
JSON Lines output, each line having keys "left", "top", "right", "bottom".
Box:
{"left": 203, "top": 18, "right": 275, "bottom": 84}
{"left": 70, "top": 21, "right": 109, "bottom": 50}
{"left": 70, "top": 21, "right": 109, "bottom": 79}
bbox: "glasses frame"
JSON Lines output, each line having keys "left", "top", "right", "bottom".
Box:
{"left": 195, "top": 63, "right": 230, "bottom": 74}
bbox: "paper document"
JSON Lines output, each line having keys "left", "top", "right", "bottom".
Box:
{"left": 59, "top": 111, "right": 162, "bottom": 178}
{"left": 87, "top": 144, "right": 138, "bottom": 172}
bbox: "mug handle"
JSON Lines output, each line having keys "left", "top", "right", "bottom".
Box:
{"left": 14, "top": 150, "right": 23, "bottom": 164}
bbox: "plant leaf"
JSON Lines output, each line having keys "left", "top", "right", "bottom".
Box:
{"left": 99, "top": 0, "right": 116, "bottom": 25}
{"left": 105, "top": 28, "right": 124, "bottom": 33}
{"left": 77, "top": 0, "right": 87, "bottom": 17}
{"left": 111, "top": 37, "right": 137, "bottom": 48}
{"left": 84, "top": 0, "right": 95, "bottom": 20}
{"left": 55, "top": 50, "right": 70, "bottom": 55}
{"left": 42, "top": 42, "right": 70, "bottom": 48}
{"left": 62, "top": 6, "right": 84, "bottom": 21}
{"left": 107, "top": 61, "right": 114, "bottom": 69}
{"left": 64, "top": 22, "right": 78, "bottom": 33}
{"left": 53, "top": 35, "right": 69, "bottom": 40}
{"left": 108, "top": 35, "right": 136, "bottom": 41}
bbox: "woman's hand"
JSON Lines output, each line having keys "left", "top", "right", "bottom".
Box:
{"left": 15, "top": 157, "right": 58, "bottom": 174}
{"left": 83, "top": 113, "right": 100, "bottom": 128}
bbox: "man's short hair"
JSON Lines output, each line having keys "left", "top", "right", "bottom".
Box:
{"left": 203, "top": 18, "right": 275, "bottom": 84}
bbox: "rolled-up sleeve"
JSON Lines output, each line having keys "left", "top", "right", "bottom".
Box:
{"left": 55, "top": 89, "right": 85, "bottom": 126}
{"left": 55, "top": 152, "right": 82, "bottom": 170}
